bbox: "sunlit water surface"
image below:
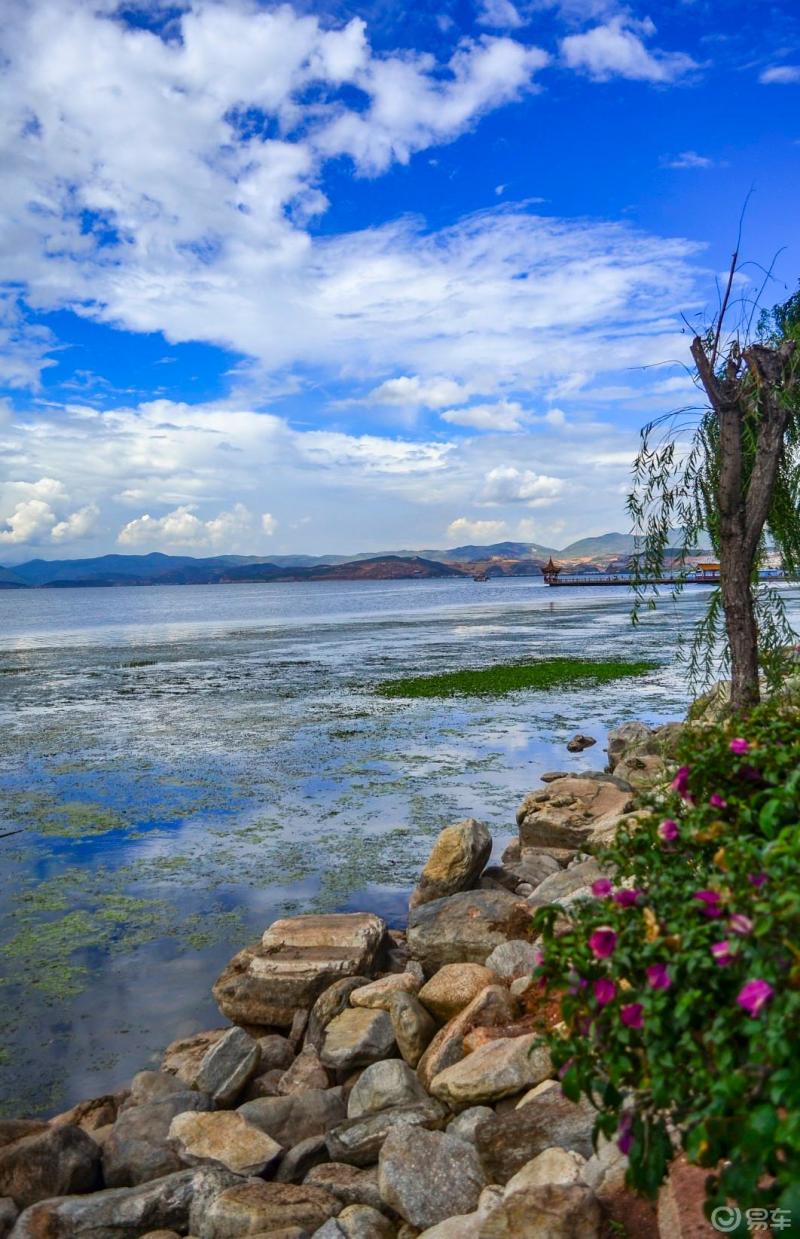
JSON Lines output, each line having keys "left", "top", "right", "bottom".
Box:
{"left": 2, "top": 577, "right": 798, "bottom": 1113}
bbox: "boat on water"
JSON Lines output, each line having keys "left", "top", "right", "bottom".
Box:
{"left": 541, "top": 557, "right": 787, "bottom": 588}
{"left": 473, "top": 572, "right": 489, "bottom": 582}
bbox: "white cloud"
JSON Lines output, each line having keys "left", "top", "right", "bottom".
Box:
{"left": 477, "top": 0, "right": 525, "bottom": 31}
{"left": 261, "top": 513, "right": 278, "bottom": 536}
{"left": 0, "top": 476, "right": 100, "bottom": 545}
{"left": 51, "top": 504, "right": 99, "bottom": 542}
{"left": 447, "top": 516, "right": 508, "bottom": 541}
{"left": 441, "top": 401, "right": 526, "bottom": 430}
{"left": 561, "top": 19, "right": 697, "bottom": 83}
{"left": 118, "top": 502, "right": 260, "bottom": 549}
{"left": 482, "top": 465, "right": 565, "bottom": 505}
{"left": 665, "top": 151, "right": 714, "bottom": 169}
{"left": 368, "top": 376, "right": 471, "bottom": 409}
{"left": 759, "top": 65, "right": 800, "bottom": 85}
{"left": 0, "top": 497, "right": 57, "bottom": 544}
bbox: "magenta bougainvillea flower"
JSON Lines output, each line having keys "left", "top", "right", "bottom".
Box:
{"left": 729, "top": 914, "right": 753, "bottom": 936}
{"left": 588, "top": 926, "right": 618, "bottom": 959}
{"left": 736, "top": 978, "right": 774, "bottom": 1017}
{"left": 593, "top": 978, "right": 616, "bottom": 1005}
{"left": 613, "top": 888, "right": 642, "bottom": 907}
{"left": 729, "top": 737, "right": 750, "bottom": 754}
{"left": 709, "top": 793, "right": 728, "bottom": 809}
{"left": 591, "top": 878, "right": 613, "bottom": 897}
{"left": 693, "top": 890, "right": 723, "bottom": 917}
{"left": 711, "top": 940, "right": 735, "bottom": 965}
{"left": 671, "top": 766, "right": 692, "bottom": 799}
{"left": 646, "top": 963, "right": 671, "bottom": 990}
{"left": 748, "top": 872, "right": 768, "bottom": 888}
{"left": 617, "top": 1111, "right": 634, "bottom": 1154}
{"left": 658, "top": 819, "right": 679, "bottom": 842}
{"left": 620, "top": 1003, "right": 644, "bottom": 1029}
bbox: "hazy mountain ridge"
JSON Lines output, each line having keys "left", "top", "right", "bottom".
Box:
{"left": 0, "top": 534, "right": 656, "bottom": 588}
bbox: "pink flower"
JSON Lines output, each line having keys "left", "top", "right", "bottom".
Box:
{"left": 748, "top": 873, "right": 768, "bottom": 888}
{"left": 729, "top": 738, "right": 750, "bottom": 755}
{"left": 593, "top": 978, "right": 616, "bottom": 1006}
{"left": 588, "top": 926, "right": 618, "bottom": 959}
{"left": 736, "top": 978, "right": 774, "bottom": 1017}
{"left": 693, "top": 890, "right": 723, "bottom": 917}
{"left": 620, "top": 1003, "right": 644, "bottom": 1029}
{"left": 711, "top": 940, "right": 735, "bottom": 965}
{"left": 646, "top": 963, "right": 671, "bottom": 990}
{"left": 613, "top": 888, "right": 642, "bottom": 907}
{"left": 617, "top": 1112, "right": 634, "bottom": 1155}
{"left": 729, "top": 914, "right": 753, "bottom": 936}
{"left": 591, "top": 879, "right": 613, "bottom": 897}
{"left": 709, "top": 793, "right": 728, "bottom": 809}
{"left": 658, "top": 819, "right": 679, "bottom": 842}
{"left": 671, "top": 766, "right": 692, "bottom": 800}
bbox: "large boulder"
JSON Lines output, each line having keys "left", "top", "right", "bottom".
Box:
{"left": 378, "top": 1127, "right": 485, "bottom": 1230}
{"left": 606, "top": 721, "right": 653, "bottom": 770}
{"left": 416, "top": 985, "right": 517, "bottom": 1091}
{"left": 517, "top": 777, "right": 633, "bottom": 852}
{"left": 190, "top": 1180, "right": 340, "bottom": 1239}
{"left": 388, "top": 993, "right": 437, "bottom": 1069}
{"left": 476, "top": 1083, "right": 596, "bottom": 1183}
{"left": 320, "top": 1009, "right": 396, "bottom": 1071}
{"left": 238, "top": 1088, "right": 346, "bottom": 1148}
{"left": 213, "top": 914, "right": 386, "bottom": 1028}
{"left": 409, "top": 819, "right": 492, "bottom": 909}
{"left": 161, "top": 1030, "right": 227, "bottom": 1085}
{"left": 349, "top": 973, "right": 421, "bottom": 1010}
{"left": 407, "top": 891, "right": 531, "bottom": 976}
{"left": 169, "top": 1110, "right": 282, "bottom": 1176}
{"left": 526, "top": 859, "right": 603, "bottom": 910}
{"left": 484, "top": 941, "right": 539, "bottom": 982}
{"left": 418, "top": 964, "right": 498, "bottom": 1022}
{"left": 9, "top": 1168, "right": 239, "bottom": 1239}
{"left": 347, "top": 1060, "right": 428, "bottom": 1120}
{"left": 306, "top": 977, "right": 371, "bottom": 1051}
{"left": 326, "top": 1099, "right": 447, "bottom": 1168}
{"left": 480, "top": 1182, "right": 601, "bottom": 1238}
{"left": 276, "top": 1045, "right": 330, "bottom": 1095}
{"left": 0, "top": 1126, "right": 100, "bottom": 1209}
{"left": 429, "top": 1033, "right": 552, "bottom": 1108}
{"left": 193, "top": 1026, "right": 260, "bottom": 1106}
{"left": 103, "top": 1091, "right": 211, "bottom": 1188}
{"left": 314, "top": 1202, "right": 396, "bottom": 1238}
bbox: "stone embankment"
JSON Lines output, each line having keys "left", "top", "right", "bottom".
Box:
{"left": 0, "top": 719, "right": 704, "bottom": 1239}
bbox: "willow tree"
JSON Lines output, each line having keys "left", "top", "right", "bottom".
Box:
{"left": 628, "top": 270, "right": 800, "bottom": 711}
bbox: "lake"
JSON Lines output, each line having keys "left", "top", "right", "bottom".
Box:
{"left": 2, "top": 576, "right": 797, "bottom": 1114}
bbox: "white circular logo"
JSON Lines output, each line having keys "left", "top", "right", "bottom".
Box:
{"left": 710, "top": 1207, "right": 742, "bottom": 1233}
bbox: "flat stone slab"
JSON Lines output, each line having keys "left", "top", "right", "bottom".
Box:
{"left": 213, "top": 914, "right": 386, "bottom": 1028}
{"left": 169, "top": 1111, "right": 282, "bottom": 1176}
{"left": 429, "top": 1033, "right": 552, "bottom": 1107}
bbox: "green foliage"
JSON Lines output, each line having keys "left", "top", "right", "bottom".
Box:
{"left": 375, "top": 658, "right": 656, "bottom": 698}
{"left": 535, "top": 701, "right": 800, "bottom": 1219}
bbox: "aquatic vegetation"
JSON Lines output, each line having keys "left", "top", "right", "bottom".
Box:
{"left": 376, "top": 657, "right": 657, "bottom": 698}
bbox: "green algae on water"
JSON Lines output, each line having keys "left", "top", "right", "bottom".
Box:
{"left": 376, "top": 657, "right": 657, "bottom": 699}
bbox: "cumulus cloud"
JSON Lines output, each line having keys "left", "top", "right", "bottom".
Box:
{"left": 261, "top": 513, "right": 278, "bottom": 535}
{"left": 368, "top": 376, "right": 471, "bottom": 409}
{"left": 664, "top": 151, "right": 714, "bottom": 169}
{"left": 441, "top": 401, "right": 527, "bottom": 431}
{"left": 447, "top": 517, "right": 508, "bottom": 541}
{"left": 561, "top": 19, "right": 697, "bottom": 83}
{"left": 482, "top": 465, "right": 565, "bottom": 505}
{"left": 759, "top": 65, "right": 800, "bottom": 84}
{"left": 477, "top": 0, "right": 525, "bottom": 31}
{"left": 0, "top": 478, "right": 97, "bottom": 545}
{"left": 51, "top": 504, "right": 99, "bottom": 541}
{"left": 118, "top": 502, "right": 257, "bottom": 549}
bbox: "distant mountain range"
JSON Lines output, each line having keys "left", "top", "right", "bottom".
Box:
{"left": 0, "top": 533, "right": 653, "bottom": 589}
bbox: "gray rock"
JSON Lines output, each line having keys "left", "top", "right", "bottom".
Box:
{"left": 606, "top": 721, "right": 652, "bottom": 771}
{"left": 416, "top": 985, "right": 518, "bottom": 1092}
{"left": 326, "top": 1100, "right": 448, "bottom": 1168}
{"left": 566, "top": 734, "right": 596, "bottom": 753}
{"left": 480, "top": 1182, "right": 601, "bottom": 1238}
{"left": 278, "top": 1045, "right": 331, "bottom": 1095}
{"left": 388, "top": 993, "right": 437, "bottom": 1069}
{"left": 409, "top": 819, "right": 492, "bottom": 910}
{"left": 429, "top": 1034, "right": 552, "bottom": 1108}
{"left": 258, "top": 1034, "right": 296, "bottom": 1071}
{"left": 484, "top": 940, "right": 540, "bottom": 982}
{"left": 239, "top": 1088, "right": 346, "bottom": 1148}
{"left": 194, "top": 1026, "right": 260, "bottom": 1106}
{"left": 314, "top": 1203, "right": 395, "bottom": 1238}
{"left": 275, "top": 1135, "right": 330, "bottom": 1184}
{"left": 9, "top": 1168, "right": 239, "bottom": 1239}
{"left": 445, "top": 1107, "right": 495, "bottom": 1146}
{"left": 190, "top": 1180, "right": 340, "bottom": 1239}
{"left": 407, "top": 890, "right": 531, "bottom": 975}
{"left": 122, "top": 1072, "right": 187, "bottom": 1110}
{"left": 378, "top": 1127, "right": 485, "bottom": 1230}
{"left": 103, "top": 1091, "right": 212, "bottom": 1187}
{"left": 213, "top": 914, "right": 386, "bottom": 1029}
{"left": 347, "top": 1060, "right": 428, "bottom": 1120}
{"left": 0, "top": 1126, "right": 48, "bottom": 1151}
{"left": 0, "top": 1125, "right": 100, "bottom": 1210}
{"left": 527, "top": 860, "right": 603, "bottom": 909}
{"left": 0, "top": 1198, "right": 17, "bottom": 1239}
{"left": 161, "top": 1029, "right": 227, "bottom": 1086}
{"left": 320, "top": 1009, "right": 396, "bottom": 1071}
{"left": 305, "top": 1164, "right": 384, "bottom": 1213}
{"left": 476, "top": 1084, "right": 596, "bottom": 1183}
{"left": 307, "top": 977, "right": 372, "bottom": 1052}
{"left": 169, "top": 1110, "right": 282, "bottom": 1176}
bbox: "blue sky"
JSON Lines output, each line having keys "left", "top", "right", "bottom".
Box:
{"left": 1, "top": 0, "right": 798, "bottom": 560}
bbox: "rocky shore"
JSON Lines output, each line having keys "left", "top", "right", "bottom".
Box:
{"left": 0, "top": 718, "right": 700, "bottom": 1239}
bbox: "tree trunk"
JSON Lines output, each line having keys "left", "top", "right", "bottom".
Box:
{"left": 719, "top": 542, "right": 760, "bottom": 710}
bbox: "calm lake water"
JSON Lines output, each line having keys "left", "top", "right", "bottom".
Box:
{"left": 2, "top": 576, "right": 798, "bottom": 1114}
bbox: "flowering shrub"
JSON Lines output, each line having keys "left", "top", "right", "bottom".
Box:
{"left": 533, "top": 701, "right": 800, "bottom": 1223}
